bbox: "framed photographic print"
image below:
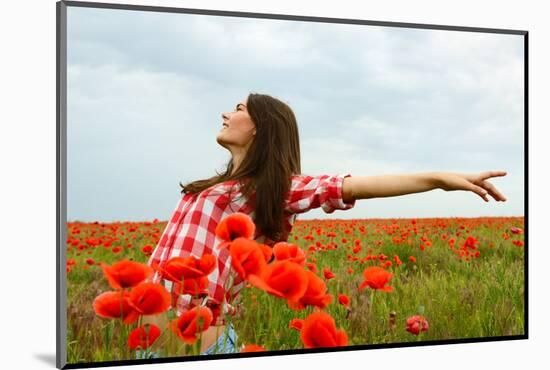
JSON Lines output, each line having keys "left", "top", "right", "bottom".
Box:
{"left": 56, "top": 1, "right": 527, "bottom": 368}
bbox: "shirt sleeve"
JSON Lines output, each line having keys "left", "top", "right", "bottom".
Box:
{"left": 285, "top": 173, "right": 357, "bottom": 214}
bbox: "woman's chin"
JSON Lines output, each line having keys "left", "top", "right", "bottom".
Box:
{"left": 216, "top": 136, "right": 229, "bottom": 148}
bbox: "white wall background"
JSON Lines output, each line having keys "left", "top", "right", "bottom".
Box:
{"left": 0, "top": 0, "right": 545, "bottom": 370}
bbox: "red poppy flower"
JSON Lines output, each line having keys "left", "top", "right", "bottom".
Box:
{"left": 393, "top": 255, "right": 403, "bottom": 266}
{"left": 128, "top": 282, "right": 171, "bottom": 315}
{"left": 409, "top": 256, "right": 417, "bottom": 263}
{"left": 92, "top": 291, "right": 139, "bottom": 324}
{"left": 258, "top": 243, "right": 273, "bottom": 263}
{"left": 512, "top": 240, "right": 524, "bottom": 247}
{"left": 169, "top": 306, "right": 213, "bottom": 344}
{"left": 406, "top": 315, "right": 429, "bottom": 335}
{"left": 241, "top": 344, "right": 266, "bottom": 352}
{"left": 229, "top": 237, "right": 268, "bottom": 280}
{"left": 248, "top": 260, "right": 309, "bottom": 305}
{"left": 289, "top": 318, "right": 304, "bottom": 331}
{"left": 273, "top": 242, "right": 306, "bottom": 266}
{"left": 300, "top": 311, "right": 348, "bottom": 348}
{"left": 359, "top": 266, "right": 394, "bottom": 292}
{"left": 288, "top": 269, "right": 332, "bottom": 310}
{"left": 323, "top": 267, "right": 336, "bottom": 280}
{"left": 305, "top": 262, "right": 317, "bottom": 273}
{"left": 463, "top": 236, "right": 478, "bottom": 250}
{"left": 172, "top": 276, "right": 209, "bottom": 297}
{"left": 141, "top": 245, "right": 153, "bottom": 256}
{"left": 338, "top": 294, "right": 350, "bottom": 307}
{"left": 86, "top": 258, "right": 95, "bottom": 265}
{"left": 205, "top": 299, "right": 223, "bottom": 326}
{"left": 215, "top": 212, "right": 256, "bottom": 248}
{"left": 127, "top": 324, "right": 161, "bottom": 350}
{"left": 152, "top": 254, "right": 216, "bottom": 283}
{"left": 100, "top": 260, "right": 154, "bottom": 290}
{"left": 510, "top": 227, "right": 523, "bottom": 235}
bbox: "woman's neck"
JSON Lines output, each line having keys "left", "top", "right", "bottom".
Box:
{"left": 230, "top": 153, "right": 245, "bottom": 175}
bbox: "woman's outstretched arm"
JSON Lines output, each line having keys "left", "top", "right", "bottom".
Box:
{"left": 342, "top": 171, "right": 507, "bottom": 203}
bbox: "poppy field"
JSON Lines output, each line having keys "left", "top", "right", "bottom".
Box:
{"left": 65, "top": 215, "right": 525, "bottom": 364}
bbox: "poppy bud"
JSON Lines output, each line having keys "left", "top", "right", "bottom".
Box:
{"left": 389, "top": 311, "right": 397, "bottom": 331}
{"left": 405, "top": 315, "right": 429, "bottom": 335}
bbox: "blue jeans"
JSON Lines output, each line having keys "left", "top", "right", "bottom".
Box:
{"left": 200, "top": 322, "right": 239, "bottom": 355}
{"left": 134, "top": 323, "right": 239, "bottom": 359}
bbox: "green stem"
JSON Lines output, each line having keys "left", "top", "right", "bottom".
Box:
{"left": 136, "top": 315, "right": 144, "bottom": 358}
{"left": 192, "top": 339, "right": 199, "bottom": 356}
{"left": 370, "top": 289, "right": 376, "bottom": 316}
{"left": 224, "top": 270, "right": 236, "bottom": 304}
{"left": 143, "top": 321, "right": 150, "bottom": 356}
{"left": 103, "top": 321, "right": 110, "bottom": 361}
{"left": 108, "top": 320, "right": 115, "bottom": 360}
{"left": 119, "top": 289, "right": 126, "bottom": 360}
{"left": 154, "top": 311, "right": 173, "bottom": 351}
{"left": 198, "top": 326, "right": 204, "bottom": 355}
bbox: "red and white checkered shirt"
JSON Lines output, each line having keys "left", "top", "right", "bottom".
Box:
{"left": 147, "top": 173, "right": 356, "bottom": 318}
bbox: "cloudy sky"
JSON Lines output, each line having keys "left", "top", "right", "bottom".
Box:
{"left": 66, "top": 5, "right": 524, "bottom": 222}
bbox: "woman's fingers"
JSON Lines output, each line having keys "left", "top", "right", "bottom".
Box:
{"left": 476, "top": 171, "right": 507, "bottom": 202}
{"left": 469, "top": 183, "right": 489, "bottom": 202}
{"left": 481, "top": 171, "right": 507, "bottom": 180}
{"left": 481, "top": 180, "right": 507, "bottom": 202}
{"left": 443, "top": 171, "right": 508, "bottom": 203}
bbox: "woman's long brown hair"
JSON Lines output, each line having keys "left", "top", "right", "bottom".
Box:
{"left": 179, "top": 92, "right": 301, "bottom": 242}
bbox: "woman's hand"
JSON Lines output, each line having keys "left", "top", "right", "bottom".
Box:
{"left": 436, "top": 171, "right": 508, "bottom": 202}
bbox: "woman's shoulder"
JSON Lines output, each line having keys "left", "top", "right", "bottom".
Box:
{"left": 188, "top": 179, "right": 248, "bottom": 204}
{"left": 194, "top": 179, "right": 241, "bottom": 194}
{"left": 288, "top": 173, "right": 332, "bottom": 188}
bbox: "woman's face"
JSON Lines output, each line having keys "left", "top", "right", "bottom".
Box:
{"left": 216, "top": 97, "right": 256, "bottom": 152}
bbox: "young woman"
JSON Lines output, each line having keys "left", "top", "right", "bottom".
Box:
{"left": 139, "top": 92, "right": 507, "bottom": 357}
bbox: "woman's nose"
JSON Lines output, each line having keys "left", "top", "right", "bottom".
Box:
{"left": 221, "top": 113, "right": 229, "bottom": 120}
